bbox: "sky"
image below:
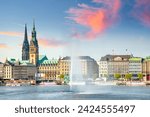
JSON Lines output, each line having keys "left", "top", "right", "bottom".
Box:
{"left": 0, "top": 0, "right": 150, "bottom": 62}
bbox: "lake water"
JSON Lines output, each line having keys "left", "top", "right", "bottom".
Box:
{"left": 0, "top": 85, "right": 150, "bottom": 100}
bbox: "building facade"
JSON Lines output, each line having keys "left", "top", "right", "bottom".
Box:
{"left": 0, "top": 62, "right": 4, "bottom": 79}
{"left": 142, "top": 57, "right": 150, "bottom": 81}
{"left": 59, "top": 56, "right": 99, "bottom": 79}
{"left": 1, "top": 59, "right": 37, "bottom": 80}
{"left": 38, "top": 55, "right": 59, "bottom": 81}
{"left": 13, "top": 61, "right": 37, "bottom": 80}
{"left": 99, "top": 55, "right": 132, "bottom": 77}
{"left": 129, "top": 57, "right": 143, "bottom": 79}
{"left": 98, "top": 58, "right": 108, "bottom": 78}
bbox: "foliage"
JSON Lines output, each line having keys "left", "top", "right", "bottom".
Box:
{"left": 138, "top": 73, "right": 143, "bottom": 80}
{"left": 64, "top": 75, "right": 70, "bottom": 84}
{"left": 59, "top": 74, "right": 64, "bottom": 79}
{"left": 114, "top": 73, "right": 121, "bottom": 80}
{"left": 125, "top": 73, "right": 132, "bottom": 80}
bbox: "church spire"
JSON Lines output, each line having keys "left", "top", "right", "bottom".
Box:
{"left": 31, "top": 20, "right": 38, "bottom": 47}
{"left": 22, "top": 24, "right": 29, "bottom": 60}
{"left": 29, "top": 20, "right": 39, "bottom": 66}
{"left": 33, "top": 19, "right": 35, "bottom": 31}
{"left": 24, "top": 24, "right": 28, "bottom": 41}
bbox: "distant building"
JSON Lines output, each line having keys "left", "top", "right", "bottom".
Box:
{"left": 3, "top": 59, "right": 14, "bottom": 80}
{"left": 99, "top": 54, "right": 132, "bottom": 77}
{"left": 59, "top": 56, "right": 99, "bottom": 79}
{"left": 129, "top": 57, "right": 143, "bottom": 79}
{"left": 59, "top": 56, "right": 71, "bottom": 76}
{"left": 13, "top": 60, "right": 37, "bottom": 80}
{"left": 29, "top": 22, "right": 39, "bottom": 66}
{"left": 142, "top": 57, "right": 150, "bottom": 81}
{"left": 98, "top": 58, "right": 108, "bottom": 78}
{"left": 21, "top": 21, "right": 39, "bottom": 66}
{"left": 38, "top": 55, "right": 59, "bottom": 81}
{"left": 0, "top": 62, "right": 4, "bottom": 79}
{"left": 2, "top": 58, "right": 37, "bottom": 80}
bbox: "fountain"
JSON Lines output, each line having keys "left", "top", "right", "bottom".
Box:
{"left": 69, "top": 56, "right": 85, "bottom": 91}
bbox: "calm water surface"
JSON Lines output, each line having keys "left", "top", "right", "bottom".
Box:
{"left": 0, "top": 85, "right": 150, "bottom": 100}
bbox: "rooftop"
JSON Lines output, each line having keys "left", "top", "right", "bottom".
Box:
{"left": 100, "top": 54, "right": 132, "bottom": 61}
{"left": 40, "top": 59, "right": 58, "bottom": 65}
{"left": 129, "top": 57, "right": 143, "bottom": 61}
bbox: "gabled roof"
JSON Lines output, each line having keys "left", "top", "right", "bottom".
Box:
{"left": 38, "top": 55, "right": 48, "bottom": 64}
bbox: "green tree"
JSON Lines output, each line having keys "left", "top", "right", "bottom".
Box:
{"left": 64, "top": 75, "right": 70, "bottom": 84}
{"left": 114, "top": 73, "right": 121, "bottom": 80}
{"left": 125, "top": 73, "right": 132, "bottom": 81}
{"left": 138, "top": 73, "right": 143, "bottom": 81}
{"left": 59, "top": 74, "right": 64, "bottom": 81}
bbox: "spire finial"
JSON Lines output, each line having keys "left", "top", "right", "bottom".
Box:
{"left": 33, "top": 19, "right": 35, "bottom": 30}
{"left": 24, "top": 23, "right": 28, "bottom": 41}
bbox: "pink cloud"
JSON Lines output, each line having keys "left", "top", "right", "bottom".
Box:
{"left": 133, "top": 0, "right": 150, "bottom": 26}
{"left": 38, "top": 38, "right": 68, "bottom": 48}
{"left": 0, "top": 43, "right": 9, "bottom": 49}
{"left": 0, "top": 31, "right": 22, "bottom": 37}
{"left": 67, "top": 0, "right": 121, "bottom": 40}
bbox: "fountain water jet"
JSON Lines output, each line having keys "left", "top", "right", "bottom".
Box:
{"left": 69, "top": 56, "right": 85, "bottom": 91}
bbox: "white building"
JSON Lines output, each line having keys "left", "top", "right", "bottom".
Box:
{"left": 60, "top": 56, "right": 99, "bottom": 79}
{"left": 98, "top": 60, "right": 108, "bottom": 78}
{"left": 129, "top": 57, "right": 143, "bottom": 78}
{"left": 99, "top": 54, "right": 132, "bottom": 78}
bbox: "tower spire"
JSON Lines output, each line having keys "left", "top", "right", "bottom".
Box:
{"left": 29, "top": 20, "right": 39, "bottom": 66}
{"left": 33, "top": 19, "right": 35, "bottom": 31}
{"left": 24, "top": 24, "right": 28, "bottom": 40}
{"left": 22, "top": 24, "right": 29, "bottom": 60}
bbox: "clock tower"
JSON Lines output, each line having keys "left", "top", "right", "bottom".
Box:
{"left": 29, "top": 21, "right": 39, "bottom": 66}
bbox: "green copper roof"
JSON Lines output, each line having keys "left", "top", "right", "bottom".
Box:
{"left": 129, "top": 57, "right": 142, "bottom": 61}
{"left": 8, "top": 58, "right": 16, "bottom": 63}
{"left": 39, "top": 55, "right": 48, "bottom": 61}
{"left": 144, "top": 56, "right": 150, "bottom": 61}
{"left": 40, "top": 59, "right": 58, "bottom": 65}
{"left": 38, "top": 55, "right": 48, "bottom": 64}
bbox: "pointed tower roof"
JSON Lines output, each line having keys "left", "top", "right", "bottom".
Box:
{"left": 23, "top": 24, "right": 29, "bottom": 47}
{"left": 31, "top": 20, "right": 38, "bottom": 47}
{"left": 33, "top": 19, "right": 35, "bottom": 31}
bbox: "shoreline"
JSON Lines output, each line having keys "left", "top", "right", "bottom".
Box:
{"left": 1, "top": 81, "right": 150, "bottom": 87}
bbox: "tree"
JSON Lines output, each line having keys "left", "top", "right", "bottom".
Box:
{"left": 64, "top": 75, "right": 70, "bottom": 84}
{"left": 114, "top": 73, "right": 121, "bottom": 80}
{"left": 59, "top": 74, "right": 64, "bottom": 81}
{"left": 138, "top": 73, "right": 143, "bottom": 81}
{"left": 125, "top": 73, "right": 132, "bottom": 81}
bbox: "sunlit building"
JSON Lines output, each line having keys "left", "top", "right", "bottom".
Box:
{"left": 59, "top": 56, "right": 99, "bottom": 79}
{"left": 129, "top": 57, "right": 143, "bottom": 79}
{"left": 0, "top": 62, "right": 4, "bottom": 79}
{"left": 2, "top": 58, "right": 37, "bottom": 80}
{"left": 142, "top": 57, "right": 150, "bottom": 81}
{"left": 99, "top": 54, "right": 132, "bottom": 77}
{"left": 38, "top": 55, "right": 60, "bottom": 81}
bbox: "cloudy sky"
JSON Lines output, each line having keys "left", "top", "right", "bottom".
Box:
{"left": 0, "top": 0, "right": 150, "bottom": 62}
